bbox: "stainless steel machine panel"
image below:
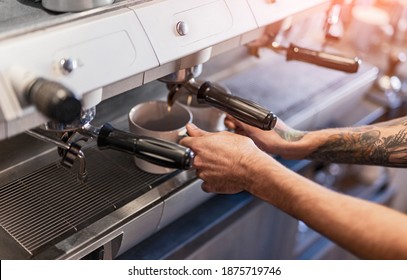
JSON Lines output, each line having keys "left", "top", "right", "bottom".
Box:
{"left": 247, "top": 0, "right": 328, "bottom": 27}
{"left": 0, "top": 145, "right": 166, "bottom": 258}
{"left": 158, "top": 179, "right": 213, "bottom": 231}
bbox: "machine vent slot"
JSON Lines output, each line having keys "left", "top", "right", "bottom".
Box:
{"left": 0, "top": 146, "right": 165, "bottom": 256}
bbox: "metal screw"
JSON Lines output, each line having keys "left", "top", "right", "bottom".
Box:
{"left": 59, "top": 58, "right": 78, "bottom": 75}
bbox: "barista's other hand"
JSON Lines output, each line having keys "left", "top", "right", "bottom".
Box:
{"left": 180, "top": 123, "right": 264, "bottom": 194}
{"left": 224, "top": 115, "right": 307, "bottom": 159}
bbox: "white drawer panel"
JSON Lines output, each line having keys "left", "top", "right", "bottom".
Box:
{"left": 247, "top": 0, "right": 329, "bottom": 27}
{"left": 133, "top": 0, "right": 257, "bottom": 64}
{"left": 0, "top": 8, "right": 158, "bottom": 97}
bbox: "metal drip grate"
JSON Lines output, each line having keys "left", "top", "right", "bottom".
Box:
{"left": 0, "top": 146, "right": 166, "bottom": 256}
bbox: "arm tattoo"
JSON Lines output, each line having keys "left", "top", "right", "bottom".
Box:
{"left": 274, "top": 127, "right": 306, "bottom": 142}
{"left": 307, "top": 126, "right": 407, "bottom": 167}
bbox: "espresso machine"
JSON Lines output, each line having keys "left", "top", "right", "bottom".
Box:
{"left": 0, "top": 0, "right": 385, "bottom": 260}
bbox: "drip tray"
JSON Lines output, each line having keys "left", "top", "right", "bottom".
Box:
{"left": 0, "top": 146, "right": 169, "bottom": 257}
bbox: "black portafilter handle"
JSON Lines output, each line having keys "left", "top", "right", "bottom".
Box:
{"left": 286, "top": 43, "right": 361, "bottom": 73}
{"left": 96, "top": 123, "right": 194, "bottom": 170}
{"left": 27, "top": 78, "right": 82, "bottom": 123}
{"left": 197, "top": 81, "right": 277, "bottom": 130}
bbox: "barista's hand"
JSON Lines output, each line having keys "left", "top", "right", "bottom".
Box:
{"left": 180, "top": 123, "right": 267, "bottom": 194}
{"left": 225, "top": 115, "right": 308, "bottom": 159}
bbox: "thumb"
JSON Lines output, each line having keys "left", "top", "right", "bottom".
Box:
{"left": 186, "top": 123, "right": 210, "bottom": 137}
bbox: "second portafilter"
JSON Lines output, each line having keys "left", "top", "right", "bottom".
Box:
{"left": 160, "top": 65, "right": 277, "bottom": 131}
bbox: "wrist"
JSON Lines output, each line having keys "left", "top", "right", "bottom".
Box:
{"left": 240, "top": 150, "right": 273, "bottom": 191}
{"left": 275, "top": 129, "right": 310, "bottom": 159}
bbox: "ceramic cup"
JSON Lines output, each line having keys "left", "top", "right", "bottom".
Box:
{"left": 175, "top": 82, "right": 228, "bottom": 132}
{"left": 128, "top": 100, "right": 192, "bottom": 174}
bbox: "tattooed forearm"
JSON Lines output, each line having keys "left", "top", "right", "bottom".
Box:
{"left": 274, "top": 127, "right": 306, "bottom": 142}
{"left": 307, "top": 127, "right": 407, "bottom": 167}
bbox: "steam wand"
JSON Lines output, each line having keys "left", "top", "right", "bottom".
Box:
{"left": 248, "top": 40, "right": 361, "bottom": 73}
{"left": 247, "top": 11, "right": 361, "bottom": 74}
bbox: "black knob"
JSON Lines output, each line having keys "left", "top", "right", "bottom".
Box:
{"left": 97, "top": 123, "right": 195, "bottom": 170}
{"left": 26, "top": 78, "right": 81, "bottom": 123}
{"left": 197, "top": 82, "right": 277, "bottom": 130}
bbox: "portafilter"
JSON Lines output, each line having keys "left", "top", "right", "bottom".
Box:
{"left": 161, "top": 67, "right": 278, "bottom": 131}
{"left": 39, "top": 114, "right": 195, "bottom": 173}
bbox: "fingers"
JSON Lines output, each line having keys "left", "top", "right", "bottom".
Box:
{"left": 224, "top": 114, "right": 239, "bottom": 130}
{"left": 224, "top": 118, "right": 237, "bottom": 131}
{"left": 180, "top": 123, "right": 212, "bottom": 148}
{"left": 201, "top": 181, "right": 211, "bottom": 193}
{"left": 186, "top": 123, "right": 209, "bottom": 137}
{"left": 224, "top": 114, "right": 252, "bottom": 134}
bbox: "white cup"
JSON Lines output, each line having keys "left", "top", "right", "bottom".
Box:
{"left": 176, "top": 93, "right": 226, "bottom": 132}
{"left": 175, "top": 81, "right": 228, "bottom": 132}
{"left": 128, "top": 100, "right": 192, "bottom": 174}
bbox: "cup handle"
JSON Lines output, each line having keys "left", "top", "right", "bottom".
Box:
{"left": 177, "top": 127, "right": 189, "bottom": 142}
